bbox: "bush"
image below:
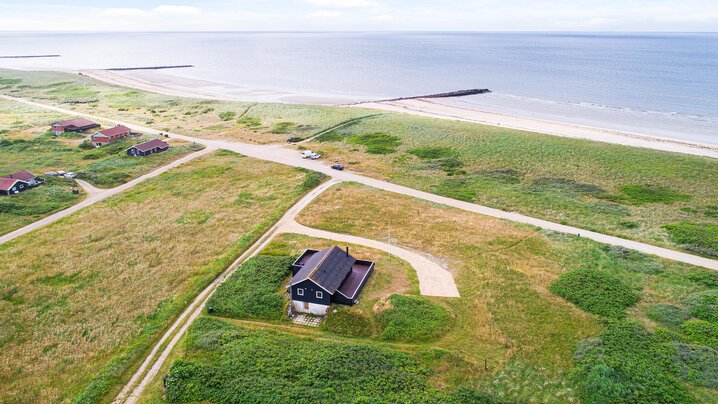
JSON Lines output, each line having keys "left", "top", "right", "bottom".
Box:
{"left": 269, "top": 121, "right": 296, "bottom": 134}
{"left": 166, "top": 319, "right": 444, "bottom": 402}
{"left": 571, "top": 321, "right": 691, "bottom": 403}
{"left": 377, "top": 295, "right": 451, "bottom": 341}
{"left": 686, "top": 271, "right": 718, "bottom": 288}
{"left": 322, "top": 307, "right": 374, "bottom": 337}
{"left": 684, "top": 290, "right": 718, "bottom": 324}
{"left": 549, "top": 269, "right": 640, "bottom": 318}
{"left": 647, "top": 304, "right": 692, "bottom": 328}
{"left": 605, "top": 184, "right": 690, "bottom": 205}
{"left": 681, "top": 320, "right": 718, "bottom": 348}
{"left": 669, "top": 342, "right": 718, "bottom": 388}
{"left": 206, "top": 255, "right": 294, "bottom": 321}
{"left": 408, "top": 146, "right": 457, "bottom": 159}
{"left": 296, "top": 169, "right": 326, "bottom": 193}
{"left": 664, "top": 222, "right": 718, "bottom": 256}
{"left": 218, "top": 111, "right": 236, "bottom": 121}
{"left": 78, "top": 139, "right": 95, "bottom": 150}
{"left": 346, "top": 133, "right": 401, "bottom": 154}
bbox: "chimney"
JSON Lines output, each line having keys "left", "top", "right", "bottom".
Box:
{"left": 345, "top": 246, "right": 349, "bottom": 257}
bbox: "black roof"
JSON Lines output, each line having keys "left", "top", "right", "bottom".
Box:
{"left": 289, "top": 246, "right": 355, "bottom": 293}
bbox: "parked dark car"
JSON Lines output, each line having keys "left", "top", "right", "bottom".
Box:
{"left": 331, "top": 163, "right": 344, "bottom": 171}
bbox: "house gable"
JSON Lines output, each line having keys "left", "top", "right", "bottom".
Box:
{"left": 290, "top": 279, "right": 332, "bottom": 306}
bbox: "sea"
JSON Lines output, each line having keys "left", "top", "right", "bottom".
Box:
{"left": 0, "top": 32, "right": 716, "bottom": 144}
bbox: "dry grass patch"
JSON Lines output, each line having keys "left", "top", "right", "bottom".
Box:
{"left": 0, "top": 151, "right": 319, "bottom": 402}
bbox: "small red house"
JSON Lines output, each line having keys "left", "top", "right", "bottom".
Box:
{"left": 91, "top": 125, "right": 132, "bottom": 147}
{"left": 51, "top": 118, "right": 100, "bottom": 135}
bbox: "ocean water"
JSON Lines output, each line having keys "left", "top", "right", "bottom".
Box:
{"left": 0, "top": 32, "right": 716, "bottom": 143}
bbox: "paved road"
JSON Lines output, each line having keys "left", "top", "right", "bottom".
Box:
{"left": 2, "top": 93, "right": 717, "bottom": 271}
{"left": 0, "top": 147, "right": 216, "bottom": 246}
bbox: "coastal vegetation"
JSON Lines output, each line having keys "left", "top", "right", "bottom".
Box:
{"left": 0, "top": 151, "right": 323, "bottom": 402}
{"left": 3, "top": 69, "right": 718, "bottom": 255}
{"left": 294, "top": 182, "right": 718, "bottom": 401}
{"left": 206, "top": 255, "right": 294, "bottom": 321}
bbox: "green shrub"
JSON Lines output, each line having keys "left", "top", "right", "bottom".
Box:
{"left": 604, "top": 184, "right": 690, "bottom": 205}
{"left": 654, "top": 328, "right": 691, "bottom": 344}
{"left": 681, "top": 320, "right": 718, "bottom": 349}
{"left": 408, "top": 146, "right": 457, "bottom": 159}
{"left": 218, "top": 111, "right": 236, "bottom": 121}
{"left": 668, "top": 342, "right": 718, "bottom": 388}
{"left": 686, "top": 271, "right": 718, "bottom": 288}
{"left": 206, "top": 255, "right": 294, "bottom": 321}
{"left": 166, "top": 319, "right": 444, "bottom": 402}
{"left": 377, "top": 295, "right": 451, "bottom": 342}
{"left": 684, "top": 290, "right": 718, "bottom": 324}
{"left": 322, "top": 307, "right": 374, "bottom": 337}
{"left": 269, "top": 121, "right": 296, "bottom": 134}
{"left": 664, "top": 222, "right": 718, "bottom": 256}
{"left": 346, "top": 133, "right": 401, "bottom": 154}
{"left": 571, "top": 321, "right": 691, "bottom": 403}
{"left": 296, "top": 169, "right": 326, "bottom": 193}
{"left": 236, "top": 116, "right": 261, "bottom": 127}
{"left": 78, "top": 140, "right": 94, "bottom": 150}
{"left": 648, "top": 304, "right": 692, "bottom": 328}
{"left": 549, "top": 269, "right": 640, "bottom": 318}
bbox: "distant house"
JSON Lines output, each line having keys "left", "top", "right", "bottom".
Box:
{"left": 127, "top": 139, "right": 170, "bottom": 157}
{"left": 287, "top": 246, "right": 374, "bottom": 315}
{"left": 90, "top": 125, "right": 132, "bottom": 147}
{"left": 0, "top": 170, "right": 43, "bottom": 195}
{"left": 51, "top": 118, "right": 100, "bottom": 135}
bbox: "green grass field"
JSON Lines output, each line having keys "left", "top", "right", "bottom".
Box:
{"left": 0, "top": 151, "right": 323, "bottom": 403}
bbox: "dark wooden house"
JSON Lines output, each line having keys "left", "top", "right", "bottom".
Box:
{"left": 127, "top": 139, "right": 170, "bottom": 157}
{"left": 287, "top": 246, "right": 374, "bottom": 315}
{"left": 51, "top": 118, "right": 100, "bottom": 135}
{"left": 0, "top": 170, "right": 42, "bottom": 195}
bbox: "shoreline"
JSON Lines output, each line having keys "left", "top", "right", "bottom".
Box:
{"left": 80, "top": 69, "right": 718, "bottom": 159}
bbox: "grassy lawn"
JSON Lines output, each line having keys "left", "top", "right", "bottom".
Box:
{"left": 295, "top": 182, "right": 718, "bottom": 402}
{"left": 0, "top": 151, "right": 324, "bottom": 402}
{"left": 0, "top": 98, "right": 204, "bottom": 235}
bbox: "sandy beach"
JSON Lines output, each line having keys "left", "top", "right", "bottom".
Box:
{"left": 80, "top": 69, "right": 718, "bottom": 159}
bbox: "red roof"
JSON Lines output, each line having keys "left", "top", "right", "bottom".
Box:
{"left": 53, "top": 118, "right": 97, "bottom": 128}
{"left": 131, "top": 139, "right": 169, "bottom": 153}
{"left": 97, "top": 125, "right": 131, "bottom": 137}
{"left": 0, "top": 178, "right": 21, "bottom": 191}
{"left": 3, "top": 170, "right": 36, "bottom": 182}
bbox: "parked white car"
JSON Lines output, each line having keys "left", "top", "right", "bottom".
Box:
{"left": 64, "top": 172, "right": 77, "bottom": 179}
{"left": 45, "top": 171, "right": 58, "bottom": 176}
{"left": 57, "top": 170, "right": 66, "bottom": 176}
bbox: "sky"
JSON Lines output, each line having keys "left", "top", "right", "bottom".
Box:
{"left": 0, "top": 0, "right": 717, "bottom": 32}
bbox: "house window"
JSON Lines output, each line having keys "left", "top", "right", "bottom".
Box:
{"left": 316, "top": 291, "right": 323, "bottom": 299}
{"left": 296, "top": 288, "right": 304, "bottom": 296}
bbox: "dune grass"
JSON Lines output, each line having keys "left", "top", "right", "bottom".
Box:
{"left": 295, "top": 182, "right": 718, "bottom": 401}
{"left": 4, "top": 69, "right": 718, "bottom": 254}
{"left": 0, "top": 151, "right": 321, "bottom": 402}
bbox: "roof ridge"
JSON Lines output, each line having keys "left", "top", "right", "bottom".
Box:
{"left": 306, "top": 246, "right": 337, "bottom": 280}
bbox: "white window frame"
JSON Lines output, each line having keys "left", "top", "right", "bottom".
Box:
{"left": 316, "top": 291, "right": 323, "bottom": 299}
{"left": 296, "top": 288, "right": 304, "bottom": 296}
